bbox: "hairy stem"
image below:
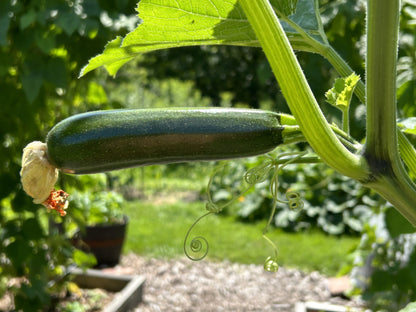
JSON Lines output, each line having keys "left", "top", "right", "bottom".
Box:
{"left": 239, "top": 0, "right": 368, "bottom": 181}
{"left": 365, "top": 0, "right": 399, "bottom": 160}
{"left": 323, "top": 42, "right": 416, "bottom": 178}
{"left": 363, "top": 0, "right": 416, "bottom": 225}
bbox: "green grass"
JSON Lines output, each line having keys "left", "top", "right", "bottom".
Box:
{"left": 123, "top": 199, "right": 359, "bottom": 276}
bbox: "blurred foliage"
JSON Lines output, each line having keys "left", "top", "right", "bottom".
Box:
{"left": 69, "top": 189, "right": 126, "bottom": 227}
{"left": 347, "top": 206, "right": 416, "bottom": 311}
{"left": 398, "top": 0, "right": 416, "bottom": 118}
{"left": 0, "top": 0, "right": 137, "bottom": 310}
{"left": 208, "top": 145, "right": 381, "bottom": 236}
{"left": 102, "top": 57, "right": 212, "bottom": 109}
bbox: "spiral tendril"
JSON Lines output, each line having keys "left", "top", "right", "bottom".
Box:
{"left": 244, "top": 162, "right": 273, "bottom": 185}
{"left": 262, "top": 234, "right": 279, "bottom": 272}
{"left": 261, "top": 151, "right": 307, "bottom": 272}
{"left": 184, "top": 212, "right": 211, "bottom": 261}
{"left": 264, "top": 256, "right": 279, "bottom": 272}
{"left": 187, "top": 150, "right": 309, "bottom": 266}
{"left": 285, "top": 190, "right": 304, "bottom": 211}
{"left": 185, "top": 236, "right": 209, "bottom": 261}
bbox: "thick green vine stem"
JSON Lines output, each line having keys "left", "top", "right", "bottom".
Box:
{"left": 267, "top": 0, "right": 416, "bottom": 180}
{"left": 239, "top": 0, "right": 368, "bottom": 182}
{"left": 241, "top": 0, "right": 416, "bottom": 225}
{"left": 363, "top": 0, "right": 416, "bottom": 225}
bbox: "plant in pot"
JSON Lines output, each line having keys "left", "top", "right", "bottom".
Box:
{"left": 69, "top": 190, "right": 128, "bottom": 267}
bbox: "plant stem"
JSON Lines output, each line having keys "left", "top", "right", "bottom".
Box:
{"left": 239, "top": 0, "right": 368, "bottom": 181}
{"left": 342, "top": 107, "right": 349, "bottom": 135}
{"left": 365, "top": 0, "right": 399, "bottom": 161}
{"left": 363, "top": 0, "right": 416, "bottom": 225}
{"left": 323, "top": 42, "right": 416, "bottom": 178}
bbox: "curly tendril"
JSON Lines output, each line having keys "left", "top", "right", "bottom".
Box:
{"left": 187, "top": 236, "right": 209, "bottom": 260}
{"left": 262, "top": 234, "right": 279, "bottom": 272}
{"left": 285, "top": 190, "right": 304, "bottom": 211}
{"left": 184, "top": 151, "right": 310, "bottom": 266}
{"left": 262, "top": 151, "right": 307, "bottom": 271}
{"left": 244, "top": 161, "right": 273, "bottom": 185}
{"left": 264, "top": 256, "right": 279, "bottom": 272}
{"left": 184, "top": 212, "right": 211, "bottom": 261}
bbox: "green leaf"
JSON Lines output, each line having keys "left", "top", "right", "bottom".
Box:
{"left": 385, "top": 206, "right": 415, "bottom": 238}
{"left": 21, "top": 218, "right": 45, "bottom": 241}
{"left": 80, "top": 0, "right": 255, "bottom": 77}
{"left": 56, "top": 10, "right": 81, "bottom": 36}
{"left": 73, "top": 249, "right": 97, "bottom": 268}
{"left": 0, "top": 1, "right": 11, "bottom": 46}
{"left": 44, "top": 57, "right": 68, "bottom": 89}
{"left": 5, "top": 239, "right": 33, "bottom": 272}
{"left": 274, "top": 0, "right": 298, "bottom": 16}
{"left": 20, "top": 9, "right": 37, "bottom": 30}
{"left": 21, "top": 56, "right": 44, "bottom": 103}
{"left": 34, "top": 29, "right": 56, "bottom": 54}
{"left": 279, "top": 0, "right": 321, "bottom": 39}
{"left": 80, "top": 0, "right": 324, "bottom": 77}
{"left": 325, "top": 73, "right": 360, "bottom": 110}
{"left": 369, "top": 269, "right": 395, "bottom": 292}
{"left": 80, "top": 36, "right": 135, "bottom": 77}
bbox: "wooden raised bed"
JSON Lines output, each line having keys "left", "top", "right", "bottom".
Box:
{"left": 71, "top": 268, "right": 145, "bottom": 312}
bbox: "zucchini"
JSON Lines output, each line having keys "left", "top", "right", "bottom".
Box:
{"left": 46, "top": 108, "right": 284, "bottom": 174}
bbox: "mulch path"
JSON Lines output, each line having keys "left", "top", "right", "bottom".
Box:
{"left": 110, "top": 253, "right": 365, "bottom": 312}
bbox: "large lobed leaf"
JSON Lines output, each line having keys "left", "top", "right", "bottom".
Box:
{"left": 80, "top": 0, "right": 323, "bottom": 77}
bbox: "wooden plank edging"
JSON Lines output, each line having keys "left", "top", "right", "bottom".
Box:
{"left": 71, "top": 268, "right": 146, "bottom": 312}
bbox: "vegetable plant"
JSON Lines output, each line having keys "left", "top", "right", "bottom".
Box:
{"left": 17, "top": 0, "right": 416, "bottom": 309}
{"left": 18, "top": 0, "right": 416, "bottom": 294}
{"left": 73, "top": 0, "right": 416, "bottom": 231}
{"left": 21, "top": 0, "right": 416, "bottom": 255}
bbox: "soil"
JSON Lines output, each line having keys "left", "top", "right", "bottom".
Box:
{"left": 118, "top": 253, "right": 365, "bottom": 312}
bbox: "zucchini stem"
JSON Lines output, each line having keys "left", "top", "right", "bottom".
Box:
{"left": 239, "top": 0, "right": 368, "bottom": 181}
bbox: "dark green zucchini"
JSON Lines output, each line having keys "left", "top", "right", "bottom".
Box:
{"left": 46, "top": 108, "right": 284, "bottom": 174}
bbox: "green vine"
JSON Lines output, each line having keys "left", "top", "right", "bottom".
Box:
{"left": 184, "top": 150, "right": 309, "bottom": 271}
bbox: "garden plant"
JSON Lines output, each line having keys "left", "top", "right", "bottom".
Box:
{"left": 12, "top": 0, "right": 416, "bottom": 311}
{"left": 76, "top": 0, "right": 416, "bottom": 232}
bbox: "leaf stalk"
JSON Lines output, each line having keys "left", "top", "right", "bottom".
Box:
{"left": 239, "top": 0, "right": 368, "bottom": 181}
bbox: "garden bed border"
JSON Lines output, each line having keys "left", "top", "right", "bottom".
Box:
{"left": 71, "top": 267, "right": 145, "bottom": 312}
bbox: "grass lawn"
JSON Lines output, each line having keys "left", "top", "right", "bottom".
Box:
{"left": 122, "top": 199, "right": 359, "bottom": 276}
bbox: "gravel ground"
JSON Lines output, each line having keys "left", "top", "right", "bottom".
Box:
{"left": 118, "top": 253, "right": 365, "bottom": 312}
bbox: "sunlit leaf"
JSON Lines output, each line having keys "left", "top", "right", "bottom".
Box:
{"left": 325, "top": 73, "right": 360, "bottom": 110}
{"left": 80, "top": 0, "right": 324, "bottom": 77}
